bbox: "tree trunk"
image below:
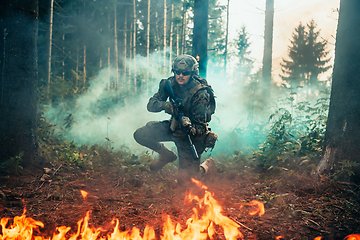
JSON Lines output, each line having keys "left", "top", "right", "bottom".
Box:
{"left": 62, "top": 32, "right": 65, "bottom": 81}
{"left": 0, "top": 0, "right": 39, "bottom": 166}
{"left": 181, "top": 9, "right": 187, "bottom": 55}
{"left": 83, "top": 45, "right": 86, "bottom": 90}
{"left": 129, "top": 22, "right": 133, "bottom": 90}
{"left": 224, "top": 0, "right": 230, "bottom": 77}
{"left": 76, "top": 45, "right": 79, "bottom": 87}
{"left": 108, "top": 11, "right": 111, "bottom": 91}
{"left": 163, "top": 0, "right": 167, "bottom": 72}
{"left": 133, "top": 0, "right": 137, "bottom": 92}
{"left": 47, "top": 0, "right": 54, "bottom": 98}
{"left": 146, "top": 0, "right": 150, "bottom": 90}
{"left": 123, "top": 10, "right": 127, "bottom": 88}
{"left": 114, "top": 3, "right": 119, "bottom": 89}
{"left": 147, "top": 0, "right": 150, "bottom": 61}
{"left": 262, "top": 0, "right": 274, "bottom": 101}
{"left": 316, "top": 0, "right": 360, "bottom": 183}
{"left": 169, "top": 4, "right": 174, "bottom": 72}
{"left": 192, "top": 0, "right": 209, "bottom": 78}
{"left": 176, "top": 28, "right": 180, "bottom": 56}
{"left": 155, "top": 11, "right": 160, "bottom": 56}
{"left": 108, "top": 47, "right": 111, "bottom": 91}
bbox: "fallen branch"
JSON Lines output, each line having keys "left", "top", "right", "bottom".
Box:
{"left": 229, "top": 217, "right": 253, "bottom": 232}
{"left": 52, "top": 164, "right": 62, "bottom": 177}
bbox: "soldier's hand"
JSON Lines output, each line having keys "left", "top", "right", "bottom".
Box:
{"left": 163, "top": 101, "right": 174, "bottom": 115}
{"left": 181, "top": 116, "right": 191, "bottom": 128}
{"left": 189, "top": 126, "right": 197, "bottom": 135}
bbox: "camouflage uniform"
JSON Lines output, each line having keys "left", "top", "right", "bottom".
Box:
{"left": 134, "top": 75, "right": 215, "bottom": 176}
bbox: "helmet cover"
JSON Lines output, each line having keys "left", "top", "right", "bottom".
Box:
{"left": 172, "top": 54, "right": 199, "bottom": 75}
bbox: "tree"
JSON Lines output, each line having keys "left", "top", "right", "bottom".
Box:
{"left": 317, "top": 1, "right": 360, "bottom": 183}
{"left": 280, "top": 20, "right": 331, "bottom": 92}
{"left": 234, "top": 26, "right": 253, "bottom": 80}
{"left": 193, "top": 0, "right": 209, "bottom": 78}
{"left": 262, "top": 0, "right": 274, "bottom": 101}
{"left": 206, "top": 0, "right": 226, "bottom": 77}
{"left": 0, "top": 0, "right": 39, "bottom": 166}
{"left": 232, "top": 28, "right": 265, "bottom": 127}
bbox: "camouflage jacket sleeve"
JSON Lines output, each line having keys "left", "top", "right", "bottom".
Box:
{"left": 147, "top": 79, "right": 169, "bottom": 112}
{"left": 190, "top": 88, "right": 212, "bottom": 124}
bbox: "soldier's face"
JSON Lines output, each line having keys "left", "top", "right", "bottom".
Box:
{"left": 175, "top": 72, "right": 191, "bottom": 86}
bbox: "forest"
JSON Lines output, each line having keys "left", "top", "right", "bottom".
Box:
{"left": 0, "top": 0, "right": 360, "bottom": 239}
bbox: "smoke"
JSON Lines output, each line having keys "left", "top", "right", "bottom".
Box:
{"left": 44, "top": 52, "right": 172, "bottom": 153}
{"left": 43, "top": 50, "right": 272, "bottom": 158}
{"left": 44, "top": 51, "right": 329, "bottom": 162}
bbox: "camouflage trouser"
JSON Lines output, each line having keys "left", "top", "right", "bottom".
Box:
{"left": 133, "top": 120, "right": 207, "bottom": 174}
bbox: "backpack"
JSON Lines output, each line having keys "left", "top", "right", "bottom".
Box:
{"left": 184, "top": 76, "right": 216, "bottom": 116}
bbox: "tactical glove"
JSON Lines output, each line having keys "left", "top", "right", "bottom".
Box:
{"left": 163, "top": 101, "right": 174, "bottom": 115}
{"left": 181, "top": 116, "right": 196, "bottom": 135}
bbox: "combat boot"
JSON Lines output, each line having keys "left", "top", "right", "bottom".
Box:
{"left": 150, "top": 144, "right": 177, "bottom": 171}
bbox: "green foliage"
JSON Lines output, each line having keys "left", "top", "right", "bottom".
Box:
{"left": 37, "top": 113, "right": 154, "bottom": 175}
{"left": 223, "top": 91, "right": 330, "bottom": 177}
{"left": 233, "top": 26, "right": 253, "bottom": 77}
{"left": 58, "top": 140, "right": 86, "bottom": 167}
{"left": 332, "top": 160, "right": 360, "bottom": 181}
{"left": 0, "top": 152, "right": 24, "bottom": 175}
{"left": 254, "top": 108, "right": 295, "bottom": 168}
{"left": 206, "top": 0, "right": 227, "bottom": 77}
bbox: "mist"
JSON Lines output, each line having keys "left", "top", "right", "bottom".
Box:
{"left": 40, "top": 0, "right": 333, "bottom": 162}
{"left": 43, "top": 50, "right": 275, "bottom": 160}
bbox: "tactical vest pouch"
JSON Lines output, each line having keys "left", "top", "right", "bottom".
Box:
{"left": 204, "top": 131, "right": 218, "bottom": 150}
{"left": 183, "top": 83, "right": 216, "bottom": 119}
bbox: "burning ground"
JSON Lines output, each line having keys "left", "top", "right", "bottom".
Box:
{"left": 0, "top": 159, "right": 359, "bottom": 240}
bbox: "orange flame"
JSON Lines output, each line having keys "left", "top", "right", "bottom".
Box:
{"left": 80, "top": 190, "right": 88, "bottom": 200}
{"left": 1, "top": 180, "right": 359, "bottom": 240}
{"left": 196, "top": 55, "right": 200, "bottom": 62}
{"left": 162, "top": 178, "right": 244, "bottom": 240}
{"left": 0, "top": 208, "right": 44, "bottom": 240}
{"left": 239, "top": 200, "right": 265, "bottom": 216}
{"left": 345, "top": 234, "right": 360, "bottom": 240}
{"left": 314, "top": 237, "right": 322, "bottom": 240}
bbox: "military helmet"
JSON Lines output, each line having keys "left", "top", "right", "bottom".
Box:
{"left": 172, "top": 54, "right": 199, "bottom": 76}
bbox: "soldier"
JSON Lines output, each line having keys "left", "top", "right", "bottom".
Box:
{"left": 133, "top": 54, "right": 217, "bottom": 181}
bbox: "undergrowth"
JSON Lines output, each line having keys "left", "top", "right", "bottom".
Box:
{"left": 3, "top": 92, "right": 355, "bottom": 184}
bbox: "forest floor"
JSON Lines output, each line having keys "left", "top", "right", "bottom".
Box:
{"left": 0, "top": 159, "right": 359, "bottom": 240}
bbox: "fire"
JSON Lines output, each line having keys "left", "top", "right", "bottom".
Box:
{"left": 196, "top": 55, "right": 200, "bottom": 62}
{"left": 239, "top": 200, "right": 265, "bottom": 216}
{"left": 164, "top": 178, "right": 244, "bottom": 240}
{"left": 0, "top": 208, "right": 44, "bottom": 240}
{"left": 80, "top": 190, "right": 88, "bottom": 200}
{"left": 1, "top": 178, "right": 359, "bottom": 240}
{"left": 345, "top": 235, "right": 360, "bottom": 240}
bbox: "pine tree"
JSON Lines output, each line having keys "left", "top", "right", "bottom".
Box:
{"left": 234, "top": 26, "right": 253, "bottom": 80}
{"left": 232, "top": 27, "right": 265, "bottom": 126}
{"left": 280, "top": 20, "right": 331, "bottom": 91}
{"left": 206, "top": 0, "right": 226, "bottom": 77}
{"left": 306, "top": 20, "right": 332, "bottom": 87}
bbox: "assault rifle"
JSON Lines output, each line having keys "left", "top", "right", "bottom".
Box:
{"left": 165, "top": 79, "right": 199, "bottom": 161}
